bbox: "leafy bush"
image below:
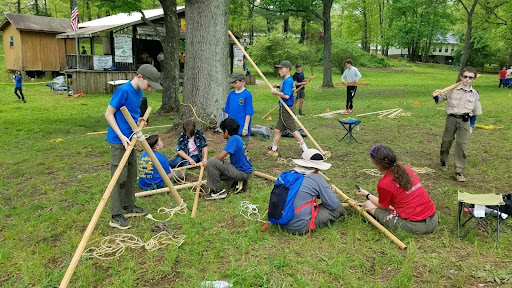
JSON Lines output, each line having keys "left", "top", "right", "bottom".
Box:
{"left": 247, "top": 32, "right": 309, "bottom": 68}
{"left": 332, "top": 39, "right": 390, "bottom": 73}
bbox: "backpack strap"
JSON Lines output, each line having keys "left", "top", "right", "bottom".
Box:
{"left": 261, "top": 220, "right": 269, "bottom": 232}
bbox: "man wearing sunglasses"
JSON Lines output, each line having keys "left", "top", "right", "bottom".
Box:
{"left": 432, "top": 66, "right": 482, "bottom": 182}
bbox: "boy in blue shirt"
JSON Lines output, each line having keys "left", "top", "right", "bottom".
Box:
{"left": 206, "top": 118, "right": 253, "bottom": 200}
{"left": 13, "top": 71, "right": 25, "bottom": 103}
{"left": 224, "top": 71, "right": 254, "bottom": 147}
{"left": 138, "top": 135, "right": 173, "bottom": 190}
{"left": 105, "top": 64, "right": 162, "bottom": 229}
{"left": 293, "top": 64, "right": 307, "bottom": 115}
{"left": 268, "top": 60, "right": 308, "bottom": 157}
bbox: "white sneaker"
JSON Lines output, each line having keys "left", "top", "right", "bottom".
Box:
{"left": 205, "top": 189, "right": 227, "bottom": 200}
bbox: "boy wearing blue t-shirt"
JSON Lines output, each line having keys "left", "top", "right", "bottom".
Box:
{"left": 206, "top": 118, "right": 253, "bottom": 200}
{"left": 105, "top": 64, "right": 162, "bottom": 229}
{"left": 13, "top": 71, "right": 25, "bottom": 103}
{"left": 224, "top": 71, "right": 254, "bottom": 147}
{"left": 268, "top": 60, "right": 308, "bottom": 157}
{"left": 138, "top": 135, "right": 173, "bottom": 190}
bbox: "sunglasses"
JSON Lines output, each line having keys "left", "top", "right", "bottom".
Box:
{"left": 370, "top": 144, "right": 382, "bottom": 156}
{"left": 461, "top": 75, "right": 475, "bottom": 80}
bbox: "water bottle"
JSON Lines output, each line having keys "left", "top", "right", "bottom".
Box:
{"left": 201, "top": 281, "right": 232, "bottom": 288}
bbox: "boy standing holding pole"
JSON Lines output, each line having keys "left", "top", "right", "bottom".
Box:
{"left": 268, "top": 60, "right": 308, "bottom": 157}
{"left": 293, "top": 64, "right": 307, "bottom": 116}
{"left": 104, "top": 64, "right": 162, "bottom": 229}
{"left": 340, "top": 59, "right": 362, "bottom": 114}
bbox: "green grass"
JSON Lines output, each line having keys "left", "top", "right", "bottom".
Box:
{"left": 1, "top": 61, "right": 512, "bottom": 287}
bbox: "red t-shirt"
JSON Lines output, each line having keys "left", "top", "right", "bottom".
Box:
{"left": 499, "top": 70, "right": 507, "bottom": 79}
{"left": 377, "top": 166, "right": 436, "bottom": 221}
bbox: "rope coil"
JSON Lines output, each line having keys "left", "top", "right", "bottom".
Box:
{"left": 239, "top": 201, "right": 267, "bottom": 223}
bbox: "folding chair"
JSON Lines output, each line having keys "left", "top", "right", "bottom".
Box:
{"left": 457, "top": 191, "right": 505, "bottom": 241}
{"left": 338, "top": 119, "right": 361, "bottom": 144}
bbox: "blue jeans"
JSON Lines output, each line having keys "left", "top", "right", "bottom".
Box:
{"left": 168, "top": 154, "right": 201, "bottom": 168}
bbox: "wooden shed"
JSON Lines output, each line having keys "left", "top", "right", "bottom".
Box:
{"left": 0, "top": 13, "right": 76, "bottom": 72}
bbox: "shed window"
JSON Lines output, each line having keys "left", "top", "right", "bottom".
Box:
{"left": 9, "top": 36, "right": 14, "bottom": 47}
{"left": 445, "top": 48, "right": 448, "bottom": 52}
{"left": 438, "top": 48, "right": 442, "bottom": 52}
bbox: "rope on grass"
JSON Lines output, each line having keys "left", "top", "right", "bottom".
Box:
{"left": 83, "top": 232, "right": 186, "bottom": 260}
{"left": 145, "top": 200, "right": 187, "bottom": 222}
{"left": 240, "top": 201, "right": 267, "bottom": 223}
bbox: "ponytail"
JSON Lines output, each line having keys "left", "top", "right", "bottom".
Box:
{"left": 389, "top": 164, "right": 413, "bottom": 191}
{"left": 370, "top": 145, "right": 412, "bottom": 190}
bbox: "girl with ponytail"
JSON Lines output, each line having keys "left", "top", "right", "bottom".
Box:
{"left": 356, "top": 145, "right": 438, "bottom": 234}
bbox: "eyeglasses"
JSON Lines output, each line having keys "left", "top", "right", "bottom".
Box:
{"left": 462, "top": 75, "right": 475, "bottom": 80}
{"left": 370, "top": 144, "right": 382, "bottom": 156}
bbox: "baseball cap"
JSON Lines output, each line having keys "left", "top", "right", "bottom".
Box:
{"left": 136, "top": 64, "right": 163, "bottom": 90}
{"left": 275, "top": 60, "right": 292, "bottom": 70}
{"left": 228, "top": 71, "right": 246, "bottom": 83}
{"left": 292, "top": 149, "right": 331, "bottom": 170}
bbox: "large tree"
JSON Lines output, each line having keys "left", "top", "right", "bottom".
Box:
{"left": 180, "top": 0, "right": 229, "bottom": 128}
{"left": 457, "top": 0, "right": 479, "bottom": 75}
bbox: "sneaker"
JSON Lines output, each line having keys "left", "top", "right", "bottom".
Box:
{"left": 267, "top": 149, "right": 279, "bottom": 157}
{"left": 299, "top": 110, "right": 303, "bottom": 116}
{"left": 23, "top": 100, "right": 26, "bottom": 103}
{"left": 454, "top": 172, "right": 466, "bottom": 182}
{"left": 349, "top": 109, "right": 353, "bottom": 113}
{"left": 234, "top": 180, "right": 248, "bottom": 194}
{"left": 109, "top": 214, "right": 131, "bottom": 229}
{"left": 123, "top": 205, "right": 149, "bottom": 217}
{"left": 440, "top": 162, "right": 447, "bottom": 172}
{"left": 205, "top": 189, "right": 227, "bottom": 200}
{"left": 341, "top": 109, "right": 350, "bottom": 114}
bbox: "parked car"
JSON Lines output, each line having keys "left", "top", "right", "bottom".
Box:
{"left": 46, "top": 76, "right": 67, "bottom": 91}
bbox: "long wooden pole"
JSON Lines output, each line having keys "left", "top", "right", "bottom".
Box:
{"left": 172, "top": 163, "right": 201, "bottom": 171}
{"left": 59, "top": 108, "right": 152, "bottom": 288}
{"left": 293, "top": 75, "right": 315, "bottom": 95}
{"left": 261, "top": 105, "right": 279, "bottom": 119}
{"left": 228, "top": 30, "right": 325, "bottom": 155}
{"left": 331, "top": 185, "right": 407, "bottom": 250}
{"left": 135, "top": 180, "right": 206, "bottom": 197}
{"left": 431, "top": 74, "right": 481, "bottom": 97}
{"left": 191, "top": 164, "right": 205, "bottom": 218}
{"left": 335, "top": 82, "right": 370, "bottom": 86}
{"left": 120, "top": 107, "right": 185, "bottom": 210}
{"left": 254, "top": 171, "right": 277, "bottom": 182}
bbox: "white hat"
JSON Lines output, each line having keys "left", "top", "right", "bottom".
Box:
{"left": 292, "top": 149, "right": 331, "bottom": 170}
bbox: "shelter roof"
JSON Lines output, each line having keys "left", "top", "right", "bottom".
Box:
{"left": 0, "top": 12, "right": 73, "bottom": 33}
{"left": 56, "top": 7, "right": 185, "bottom": 39}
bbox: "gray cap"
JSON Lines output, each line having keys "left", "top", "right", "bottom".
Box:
{"left": 275, "top": 60, "right": 292, "bottom": 70}
{"left": 136, "top": 64, "right": 163, "bottom": 90}
{"left": 228, "top": 71, "right": 246, "bottom": 83}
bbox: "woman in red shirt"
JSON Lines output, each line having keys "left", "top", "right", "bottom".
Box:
{"left": 499, "top": 67, "right": 507, "bottom": 88}
{"left": 356, "top": 145, "right": 438, "bottom": 234}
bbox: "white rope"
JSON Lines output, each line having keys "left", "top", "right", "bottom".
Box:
{"left": 239, "top": 201, "right": 267, "bottom": 223}
{"left": 145, "top": 200, "right": 187, "bottom": 222}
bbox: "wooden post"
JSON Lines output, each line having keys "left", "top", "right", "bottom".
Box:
{"left": 228, "top": 30, "right": 326, "bottom": 155}
{"left": 191, "top": 164, "right": 205, "bottom": 218}
{"left": 120, "top": 107, "right": 185, "bottom": 210}
{"left": 331, "top": 185, "right": 407, "bottom": 250}
{"left": 59, "top": 108, "right": 152, "bottom": 288}
{"left": 253, "top": 171, "right": 277, "bottom": 182}
{"left": 335, "top": 82, "right": 370, "bottom": 86}
{"left": 135, "top": 180, "right": 207, "bottom": 197}
{"left": 261, "top": 105, "right": 279, "bottom": 119}
{"left": 431, "top": 74, "right": 481, "bottom": 97}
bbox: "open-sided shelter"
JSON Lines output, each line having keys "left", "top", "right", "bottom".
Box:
{"left": 0, "top": 13, "right": 75, "bottom": 74}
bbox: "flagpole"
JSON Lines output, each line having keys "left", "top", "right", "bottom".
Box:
{"left": 75, "top": 31, "right": 79, "bottom": 69}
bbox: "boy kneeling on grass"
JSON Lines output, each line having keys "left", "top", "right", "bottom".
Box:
{"left": 206, "top": 118, "right": 253, "bottom": 200}
{"left": 138, "top": 134, "right": 174, "bottom": 190}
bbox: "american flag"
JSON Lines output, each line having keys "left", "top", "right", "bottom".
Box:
{"left": 70, "top": 0, "right": 79, "bottom": 31}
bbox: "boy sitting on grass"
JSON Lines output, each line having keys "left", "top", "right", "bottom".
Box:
{"left": 168, "top": 120, "right": 208, "bottom": 168}
{"left": 206, "top": 118, "right": 253, "bottom": 200}
{"left": 138, "top": 135, "right": 173, "bottom": 190}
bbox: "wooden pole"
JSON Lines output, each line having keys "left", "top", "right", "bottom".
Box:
{"left": 59, "top": 108, "right": 152, "bottom": 288}
{"left": 331, "top": 185, "right": 407, "bottom": 250}
{"left": 253, "top": 171, "right": 277, "bottom": 182}
{"left": 293, "top": 75, "right": 315, "bottom": 95}
{"left": 120, "top": 107, "right": 185, "bottom": 210}
{"left": 86, "top": 124, "right": 173, "bottom": 135}
{"left": 261, "top": 105, "right": 279, "bottom": 119}
{"left": 135, "top": 180, "right": 206, "bottom": 197}
{"left": 431, "top": 74, "right": 481, "bottom": 97}
{"left": 318, "top": 171, "right": 331, "bottom": 182}
{"left": 228, "top": 30, "right": 325, "bottom": 155}
{"left": 172, "top": 163, "right": 201, "bottom": 171}
{"left": 335, "top": 82, "right": 370, "bottom": 86}
{"left": 191, "top": 164, "right": 205, "bottom": 218}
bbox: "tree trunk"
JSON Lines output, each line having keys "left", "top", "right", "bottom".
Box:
{"left": 283, "top": 15, "right": 289, "bottom": 35}
{"left": 299, "top": 19, "right": 306, "bottom": 44}
{"left": 35, "top": 0, "right": 39, "bottom": 15}
{"left": 17, "top": 0, "right": 21, "bottom": 13}
{"left": 267, "top": 18, "right": 271, "bottom": 33}
{"left": 182, "top": 0, "right": 228, "bottom": 130}
{"left": 158, "top": 0, "right": 181, "bottom": 114}
{"left": 361, "top": 0, "right": 369, "bottom": 52}
{"left": 458, "top": 0, "right": 478, "bottom": 79}
{"left": 249, "top": 0, "right": 255, "bottom": 45}
{"left": 321, "top": 0, "right": 334, "bottom": 88}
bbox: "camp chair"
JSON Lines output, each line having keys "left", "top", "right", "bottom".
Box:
{"left": 457, "top": 191, "right": 505, "bottom": 241}
{"left": 338, "top": 119, "right": 361, "bottom": 144}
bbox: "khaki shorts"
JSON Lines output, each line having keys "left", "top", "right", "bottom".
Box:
{"left": 276, "top": 105, "right": 297, "bottom": 132}
{"left": 374, "top": 209, "right": 438, "bottom": 234}
{"left": 296, "top": 88, "right": 305, "bottom": 99}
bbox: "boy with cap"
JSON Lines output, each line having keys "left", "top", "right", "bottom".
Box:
{"left": 104, "top": 64, "right": 162, "bottom": 229}
{"left": 268, "top": 60, "right": 308, "bottom": 157}
{"left": 225, "top": 71, "right": 254, "bottom": 147}
{"left": 281, "top": 149, "right": 344, "bottom": 235}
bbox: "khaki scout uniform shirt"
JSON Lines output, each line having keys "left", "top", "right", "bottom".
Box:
{"left": 438, "top": 85, "right": 482, "bottom": 116}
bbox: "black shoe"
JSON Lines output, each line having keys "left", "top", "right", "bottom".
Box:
{"left": 440, "top": 162, "right": 447, "bottom": 172}
{"left": 299, "top": 110, "right": 303, "bottom": 115}
{"left": 109, "top": 214, "right": 131, "bottom": 229}
{"left": 123, "top": 205, "right": 149, "bottom": 217}
{"left": 205, "top": 188, "right": 227, "bottom": 200}
{"left": 23, "top": 99, "right": 26, "bottom": 103}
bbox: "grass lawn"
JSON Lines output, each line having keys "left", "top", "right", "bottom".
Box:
{"left": 1, "top": 60, "right": 512, "bottom": 287}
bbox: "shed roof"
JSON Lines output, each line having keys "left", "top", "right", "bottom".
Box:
{"left": 0, "top": 12, "right": 73, "bottom": 33}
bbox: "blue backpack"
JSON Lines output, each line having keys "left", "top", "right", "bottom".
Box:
{"left": 262, "top": 170, "right": 318, "bottom": 232}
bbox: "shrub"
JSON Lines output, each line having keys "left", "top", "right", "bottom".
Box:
{"left": 332, "top": 39, "right": 390, "bottom": 73}
{"left": 247, "top": 32, "right": 309, "bottom": 68}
